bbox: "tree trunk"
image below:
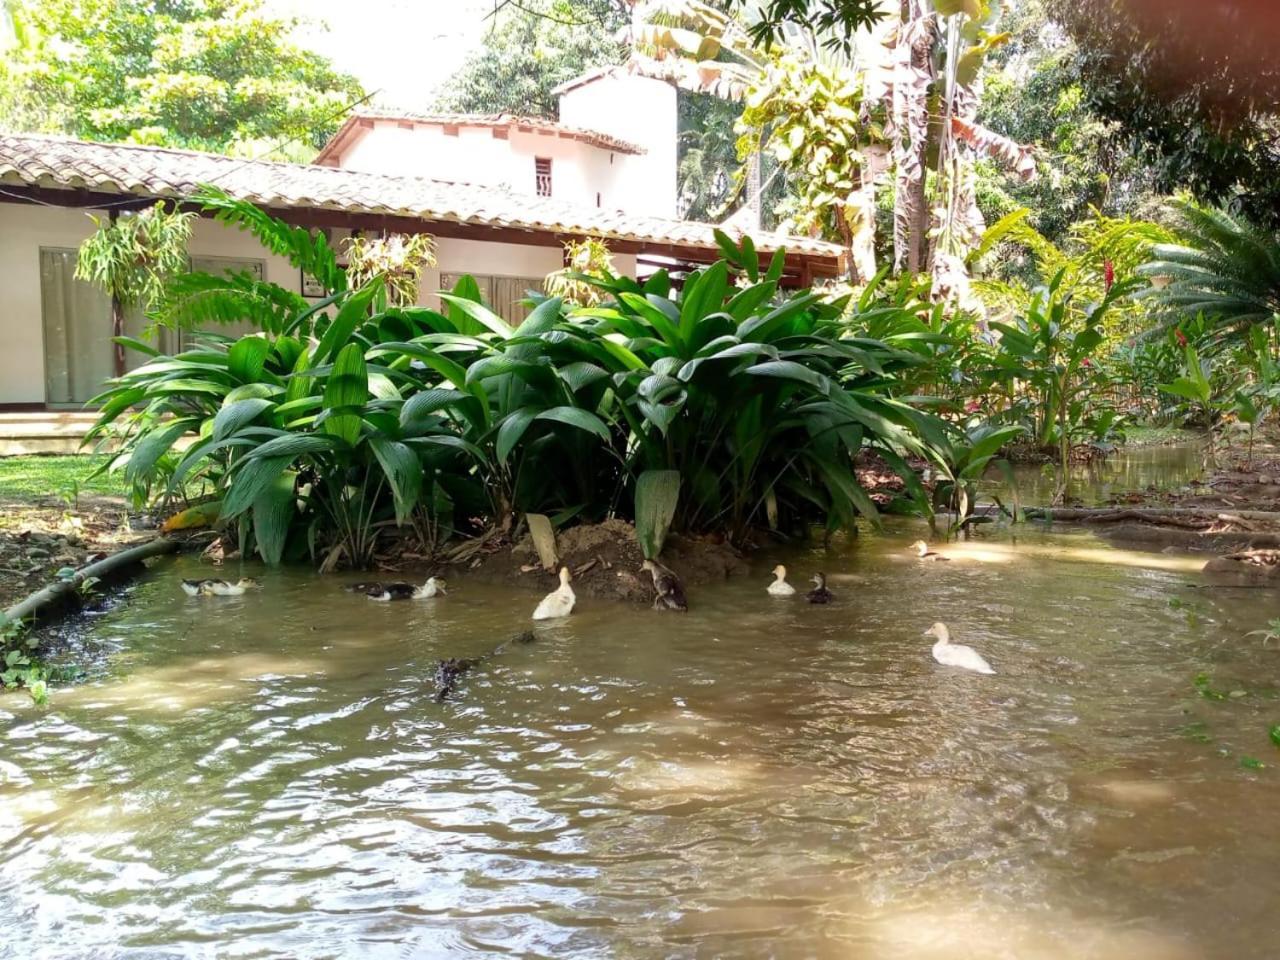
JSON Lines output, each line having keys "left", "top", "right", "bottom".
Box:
{"left": 111, "top": 294, "right": 126, "bottom": 377}
{"left": 891, "top": 0, "right": 935, "bottom": 275}
{"left": 109, "top": 208, "right": 126, "bottom": 377}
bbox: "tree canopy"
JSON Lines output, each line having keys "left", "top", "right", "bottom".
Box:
{"left": 1053, "top": 0, "right": 1280, "bottom": 225}
{"left": 434, "top": 0, "right": 628, "bottom": 117}
{"left": 0, "top": 0, "right": 364, "bottom": 156}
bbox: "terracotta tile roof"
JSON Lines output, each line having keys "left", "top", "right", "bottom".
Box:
{"left": 0, "top": 133, "right": 844, "bottom": 261}
{"left": 315, "top": 111, "right": 645, "bottom": 165}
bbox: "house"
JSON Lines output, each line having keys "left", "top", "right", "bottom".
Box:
{"left": 0, "top": 69, "right": 843, "bottom": 413}
{"left": 315, "top": 69, "right": 677, "bottom": 218}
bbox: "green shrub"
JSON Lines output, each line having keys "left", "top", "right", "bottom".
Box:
{"left": 88, "top": 195, "right": 953, "bottom": 567}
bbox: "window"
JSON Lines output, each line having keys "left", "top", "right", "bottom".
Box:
{"left": 534, "top": 157, "right": 552, "bottom": 197}
{"left": 440, "top": 273, "right": 543, "bottom": 324}
{"left": 39, "top": 248, "right": 162, "bottom": 404}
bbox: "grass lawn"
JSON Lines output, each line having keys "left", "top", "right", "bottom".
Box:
{"left": 0, "top": 455, "right": 124, "bottom": 503}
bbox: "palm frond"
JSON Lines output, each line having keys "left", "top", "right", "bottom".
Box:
{"left": 1141, "top": 198, "right": 1280, "bottom": 342}
{"left": 150, "top": 271, "right": 310, "bottom": 334}
{"left": 192, "top": 186, "right": 346, "bottom": 294}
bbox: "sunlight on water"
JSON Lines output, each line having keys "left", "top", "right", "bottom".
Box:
{"left": 2, "top": 509, "right": 1278, "bottom": 958}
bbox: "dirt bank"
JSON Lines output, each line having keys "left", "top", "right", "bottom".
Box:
{"left": 0, "top": 493, "right": 155, "bottom": 610}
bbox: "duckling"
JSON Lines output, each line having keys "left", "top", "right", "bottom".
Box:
{"left": 181, "top": 577, "right": 260, "bottom": 597}
{"left": 641, "top": 559, "right": 688, "bottom": 612}
{"left": 924, "top": 622, "right": 995, "bottom": 675}
{"left": 911, "top": 539, "right": 950, "bottom": 562}
{"left": 532, "top": 567, "right": 575, "bottom": 620}
{"left": 359, "top": 576, "right": 448, "bottom": 602}
{"left": 806, "top": 572, "right": 833, "bottom": 604}
{"left": 767, "top": 564, "right": 796, "bottom": 597}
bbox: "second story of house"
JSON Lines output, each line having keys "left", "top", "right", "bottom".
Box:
{"left": 313, "top": 69, "right": 678, "bottom": 219}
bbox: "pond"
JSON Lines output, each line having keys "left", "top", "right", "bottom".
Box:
{"left": 990, "top": 440, "right": 1208, "bottom": 507}
{"left": 2, "top": 477, "right": 1278, "bottom": 958}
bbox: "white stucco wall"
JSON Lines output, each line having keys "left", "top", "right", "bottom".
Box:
{"left": 334, "top": 121, "right": 630, "bottom": 210}
{"left": 0, "top": 204, "right": 303, "bottom": 404}
{"left": 330, "top": 95, "right": 678, "bottom": 217}
{"left": 558, "top": 74, "right": 678, "bottom": 219}
{"left": 0, "top": 202, "right": 640, "bottom": 405}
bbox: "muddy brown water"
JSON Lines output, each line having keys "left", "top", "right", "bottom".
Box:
{"left": 3, "top": 446, "right": 1279, "bottom": 959}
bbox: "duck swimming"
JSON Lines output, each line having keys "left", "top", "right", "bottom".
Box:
{"left": 924, "top": 622, "right": 995, "bottom": 674}
{"left": 767, "top": 564, "right": 796, "bottom": 597}
{"left": 911, "top": 540, "right": 950, "bottom": 561}
{"left": 181, "top": 577, "right": 260, "bottom": 597}
{"left": 641, "top": 559, "right": 688, "bottom": 612}
{"left": 806, "top": 572, "right": 833, "bottom": 604}
{"left": 355, "top": 576, "right": 447, "bottom": 602}
{"left": 532, "top": 567, "right": 575, "bottom": 620}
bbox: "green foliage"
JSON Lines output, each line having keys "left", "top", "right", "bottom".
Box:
{"left": 1053, "top": 0, "right": 1280, "bottom": 228}
{"left": 75, "top": 203, "right": 195, "bottom": 308}
{"left": 727, "top": 0, "right": 885, "bottom": 51}
{"left": 90, "top": 198, "right": 955, "bottom": 566}
{"left": 737, "top": 55, "right": 883, "bottom": 253}
{"left": 678, "top": 92, "right": 749, "bottom": 221}
{"left": 974, "top": 0, "right": 1161, "bottom": 251}
{"left": 0, "top": 614, "right": 46, "bottom": 702}
{"left": 0, "top": 0, "right": 363, "bottom": 153}
{"left": 434, "top": 0, "right": 627, "bottom": 117}
{"left": 1139, "top": 200, "right": 1280, "bottom": 344}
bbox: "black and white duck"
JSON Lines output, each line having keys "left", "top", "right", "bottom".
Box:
{"left": 181, "top": 577, "right": 260, "bottom": 597}
{"left": 806, "top": 572, "right": 834, "bottom": 604}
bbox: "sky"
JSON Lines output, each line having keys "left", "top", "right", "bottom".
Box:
{"left": 266, "top": 0, "right": 499, "bottom": 109}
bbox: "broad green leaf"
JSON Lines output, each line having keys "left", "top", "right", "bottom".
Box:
{"left": 323, "top": 343, "right": 368, "bottom": 446}
{"left": 284, "top": 347, "right": 314, "bottom": 404}
{"left": 496, "top": 407, "right": 538, "bottom": 462}
{"left": 634, "top": 469, "right": 680, "bottom": 560}
{"left": 252, "top": 472, "right": 295, "bottom": 565}
{"left": 224, "top": 382, "right": 282, "bottom": 403}
{"left": 745, "top": 360, "right": 830, "bottom": 393}
{"left": 369, "top": 437, "right": 422, "bottom": 524}
{"left": 400, "top": 388, "right": 469, "bottom": 432}
{"left": 125, "top": 418, "right": 198, "bottom": 486}
{"left": 213, "top": 398, "right": 274, "bottom": 441}
{"left": 224, "top": 454, "right": 293, "bottom": 518}
{"left": 439, "top": 293, "right": 515, "bottom": 338}
{"left": 314, "top": 280, "right": 379, "bottom": 362}
{"left": 227, "top": 336, "right": 271, "bottom": 383}
{"left": 1159, "top": 378, "right": 1209, "bottom": 403}
{"left": 535, "top": 406, "right": 612, "bottom": 442}
{"left": 247, "top": 433, "right": 340, "bottom": 459}
{"left": 619, "top": 292, "right": 684, "bottom": 351}
{"left": 679, "top": 260, "right": 729, "bottom": 341}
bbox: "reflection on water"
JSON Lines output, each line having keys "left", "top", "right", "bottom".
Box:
{"left": 988, "top": 442, "right": 1207, "bottom": 507}
{"left": 3, "top": 517, "right": 1279, "bottom": 958}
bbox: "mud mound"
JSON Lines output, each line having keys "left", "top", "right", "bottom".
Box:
{"left": 464, "top": 518, "right": 748, "bottom": 604}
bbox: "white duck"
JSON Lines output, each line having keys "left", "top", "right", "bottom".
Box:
{"left": 532, "top": 567, "right": 575, "bottom": 620}
{"left": 767, "top": 564, "right": 796, "bottom": 596}
{"left": 924, "top": 622, "right": 996, "bottom": 675}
